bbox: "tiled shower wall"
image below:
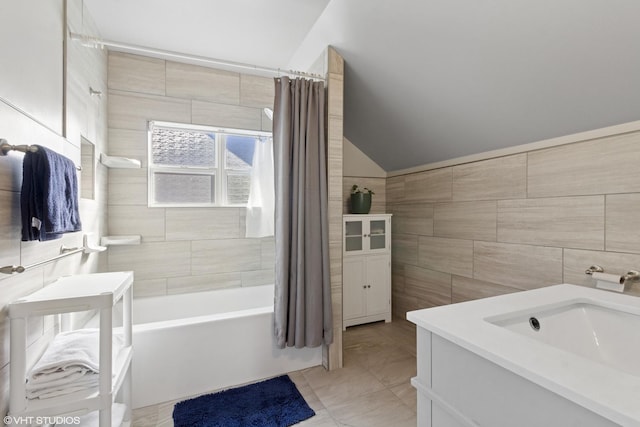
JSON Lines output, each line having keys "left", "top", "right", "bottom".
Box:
{"left": 387, "top": 131, "right": 640, "bottom": 318}
{"left": 106, "top": 52, "right": 276, "bottom": 297}
{"left": 0, "top": 0, "right": 108, "bottom": 417}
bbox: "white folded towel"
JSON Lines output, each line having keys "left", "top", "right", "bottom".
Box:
{"left": 26, "top": 329, "right": 123, "bottom": 400}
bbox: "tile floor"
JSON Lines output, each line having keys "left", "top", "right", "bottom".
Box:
{"left": 132, "top": 318, "right": 417, "bottom": 427}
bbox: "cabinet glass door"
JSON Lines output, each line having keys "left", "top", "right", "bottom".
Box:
{"left": 369, "top": 219, "right": 387, "bottom": 250}
{"left": 345, "top": 220, "right": 363, "bottom": 252}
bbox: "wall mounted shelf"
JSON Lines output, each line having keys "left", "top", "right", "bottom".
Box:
{"left": 100, "top": 154, "right": 141, "bottom": 169}
{"left": 100, "top": 235, "right": 141, "bottom": 246}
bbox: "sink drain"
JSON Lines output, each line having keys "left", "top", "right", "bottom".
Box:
{"left": 529, "top": 317, "right": 541, "bottom": 331}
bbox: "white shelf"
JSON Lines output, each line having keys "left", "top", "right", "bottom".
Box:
{"left": 100, "top": 236, "right": 141, "bottom": 246}
{"left": 100, "top": 154, "right": 141, "bottom": 169}
{"left": 10, "top": 272, "right": 133, "bottom": 316}
{"left": 9, "top": 272, "right": 134, "bottom": 427}
{"left": 17, "top": 346, "right": 133, "bottom": 417}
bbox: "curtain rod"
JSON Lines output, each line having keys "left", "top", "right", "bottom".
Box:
{"left": 69, "top": 32, "right": 325, "bottom": 81}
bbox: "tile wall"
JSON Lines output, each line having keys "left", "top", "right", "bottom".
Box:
{"left": 326, "top": 48, "right": 345, "bottom": 370}
{"left": 106, "top": 52, "right": 276, "bottom": 297}
{"left": 387, "top": 131, "right": 640, "bottom": 318}
{"left": 0, "top": 0, "right": 108, "bottom": 418}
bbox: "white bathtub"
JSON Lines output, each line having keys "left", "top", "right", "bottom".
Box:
{"left": 90, "top": 284, "right": 322, "bottom": 408}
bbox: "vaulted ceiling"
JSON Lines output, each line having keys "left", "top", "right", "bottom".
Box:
{"left": 84, "top": 0, "right": 640, "bottom": 171}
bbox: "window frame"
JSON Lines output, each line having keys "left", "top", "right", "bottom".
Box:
{"left": 148, "top": 120, "right": 271, "bottom": 208}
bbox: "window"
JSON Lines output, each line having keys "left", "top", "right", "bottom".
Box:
{"left": 148, "top": 121, "right": 271, "bottom": 207}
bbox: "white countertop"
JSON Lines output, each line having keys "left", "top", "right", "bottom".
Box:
{"left": 407, "top": 284, "right": 640, "bottom": 427}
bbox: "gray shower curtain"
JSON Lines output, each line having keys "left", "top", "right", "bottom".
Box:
{"left": 273, "top": 77, "right": 333, "bottom": 349}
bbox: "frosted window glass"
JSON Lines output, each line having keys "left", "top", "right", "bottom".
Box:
{"left": 154, "top": 173, "right": 214, "bottom": 204}
{"left": 226, "top": 174, "right": 251, "bottom": 205}
{"left": 151, "top": 127, "right": 216, "bottom": 167}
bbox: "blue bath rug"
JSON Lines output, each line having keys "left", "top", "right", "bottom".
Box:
{"left": 172, "top": 375, "right": 315, "bottom": 427}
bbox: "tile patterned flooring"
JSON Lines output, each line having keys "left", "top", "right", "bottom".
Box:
{"left": 132, "top": 319, "right": 417, "bottom": 426}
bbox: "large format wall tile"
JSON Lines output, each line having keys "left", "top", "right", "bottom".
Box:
{"left": 108, "top": 168, "right": 148, "bottom": 206}
{"left": 327, "top": 74, "right": 344, "bottom": 118}
{"left": 392, "top": 234, "right": 418, "bottom": 266}
{"left": 386, "top": 176, "right": 405, "bottom": 204}
{"left": 108, "top": 91, "right": 191, "bottom": 131}
{"left": 240, "top": 74, "right": 274, "bottom": 108}
{"left": 528, "top": 132, "right": 640, "bottom": 197}
{"left": 434, "top": 201, "right": 496, "bottom": 241}
{"left": 241, "top": 269, "right": 275, "bottom": 287}
{"left": 167, "top": 273, "right": 242, "bottom": 294}
{"left": 108, "top": 205, "right": 165, "bottom": 242}
{"left": 0, "top": 191, "right": 21, "bottom": 267}
{"left": 390, "top": 130, "right": 640, "bottom": 318}
{"left": 108, "top": 52, "right": 165, "bottom": 95}
{"left": 605, "top": 193, "right": 640, "bottom": 254}
{"left": 404, "top": 168, "right": 452, "bottom": 202}
{"left": 191, "top": 100, "right": 262, "bottom": 130}
{"left": 452, "top": 154, "right": 526, "bottom": 201}
{"left": 451, "top": 276, "right": 520, "bottom": 303}
{"left": 108, "top": 241, "right": 191, "bottom": 280}
{"left": 0, "top": 268, "right": 44, "bottom": 368}
{"left": 132, "top": 278, "right": 168, "bottom": 298}
{"left": 404, "top": 264, "right": 451, "bottom": 308}
{"left": 191, "top": 239, "right": 261, "bottom": 275}
{"left": 497, "top": 196, "right": 604, "bottom": 250}
{"left": 417, "top": 236, "right": 473, "bottom": 278}
{"left": 166, "top": 61, "right": 239, "bottom": 104}
{"left": 261, "top": 237, "right": 275, "bottom": 269}
{"left": 107, "top": 128, "right": 148, "bottom": 167}
{"left": 474, "top": 241, "right": 563, "bottom": 290}
{"left": 388, "top": 203, "right": 433, "bottom": 236}
{"left": 166, "top": 208, "right": 241, "bottom": 240}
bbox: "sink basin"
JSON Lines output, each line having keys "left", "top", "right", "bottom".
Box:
{"left": 487, "top": 300, "right": 640, "bottom": 377}
{"left": 407, "top": 284, "right": 640, "bottom": 425}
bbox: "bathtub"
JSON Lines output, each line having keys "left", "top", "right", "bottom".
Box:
{"left": 89, "top": 284, "right": 322, "bottom": 408}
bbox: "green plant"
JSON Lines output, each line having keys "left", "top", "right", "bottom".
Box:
{"left": 351, "top": 185, "right": 375, "bottom": 195}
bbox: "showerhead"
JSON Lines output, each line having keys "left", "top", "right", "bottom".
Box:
{"left": 263, "top": 108, "right": 273, "bottom": 120}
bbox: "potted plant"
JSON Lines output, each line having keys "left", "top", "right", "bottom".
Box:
{"left": 350, "top": 185, "right": 374, "bottom": 214}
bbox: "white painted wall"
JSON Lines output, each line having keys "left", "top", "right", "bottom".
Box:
{"left": 0, "top": 0, "right": 64, "bottom": 134}
{"left": 343, "top": 137, "right": 386, "bottom": 178}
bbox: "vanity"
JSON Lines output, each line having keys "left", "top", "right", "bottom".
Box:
{"left": 407, "top": 284, "right": 640, "bottom": 427}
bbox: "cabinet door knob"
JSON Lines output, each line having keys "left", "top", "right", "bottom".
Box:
{"left": 363, "top": 285, "right": 367, "bottom": 289}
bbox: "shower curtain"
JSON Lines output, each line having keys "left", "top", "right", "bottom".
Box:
{"left": 273, "top": 77, "right": 333, "bottom": 349}
{"left": 245, "top": 137, "right": 274, "bottom": 238}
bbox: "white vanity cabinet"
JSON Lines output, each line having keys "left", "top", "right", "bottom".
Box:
{"left": 411, "top": 330, "right": 617, "bottom": 427}
{"left": 9, "top": 271, "right": 134, "bottom": 427}
{"left": 343, "top": 214, "right": 392, "bottom": 329}
{"left": 407, "top": 285, "right": 640, "bottom": 427}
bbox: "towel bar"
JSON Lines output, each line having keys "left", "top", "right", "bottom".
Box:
{"left": 0, "top": 140, "right": 82, "bottom": 170}
{"left": 0, "top": 246, "right": 85, "bottom": 274}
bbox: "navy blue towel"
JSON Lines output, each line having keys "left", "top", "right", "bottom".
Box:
{"left": 21, "top": 145, "right": 82, "bottom": 241}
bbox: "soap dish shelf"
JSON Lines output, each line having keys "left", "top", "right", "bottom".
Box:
{"left": 100, "top": 236, "right": 141, "bottom": 246}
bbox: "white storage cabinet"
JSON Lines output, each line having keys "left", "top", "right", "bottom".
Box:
{"left": 343, "top": 214, "right": 392, "bottom": 329}
{"left": 9, "top": 271, "right": 134, "bottom": 427}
